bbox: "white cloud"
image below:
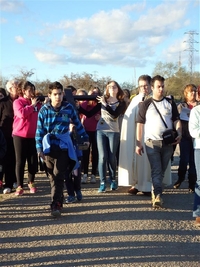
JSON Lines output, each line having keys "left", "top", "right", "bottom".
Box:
{"left": 0, "top": 0, "right": 24, "bottom": 12}
{"left": 121, "top": 2, "right": 146, "bottom": 12}
{"left": 35, "top": 0, "right": 192, "bottom": 69}
{"left": 34, "top": 51, "right": 67, "bottom": 65}
{"left": 15, "top": 35, "right": 24, "bottom": 44}
{"left": 162, "top": 37, "right": 189, "bottom": 63}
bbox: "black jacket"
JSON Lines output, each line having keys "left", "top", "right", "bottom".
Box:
{"left": 0, "top": 95, "right": 15, "bottom": 138}
{"left": 0, "top": 129, "right": 6, "bottom": 161}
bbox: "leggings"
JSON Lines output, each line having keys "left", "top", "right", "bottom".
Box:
{"left": 13, "top": 135, "right": 38, "bottom": 188}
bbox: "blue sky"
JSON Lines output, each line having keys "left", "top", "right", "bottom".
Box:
{"left": 0, "top": 0, "right": 200, "bottom": 85}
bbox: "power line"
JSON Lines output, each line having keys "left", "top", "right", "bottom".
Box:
{"left": 184, "top": 30, "right": 199, "bottom": 82}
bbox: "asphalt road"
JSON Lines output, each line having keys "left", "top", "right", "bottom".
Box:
{"left": 0, "top": 147, "right": 200, "bottom": 267}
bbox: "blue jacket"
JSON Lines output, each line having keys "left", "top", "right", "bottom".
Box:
{"left": 43, "top": 132, "right": 79, "bottom": 170}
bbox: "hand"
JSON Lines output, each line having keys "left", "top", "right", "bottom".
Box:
{"left": 97, "top": 95, "right": 107, "bottom": 106}
{"left": 96, "top": 96, "right": 103, "bottom": 103}
{"left": 172, "top": 134, "right": 182, "bottom": 145}
{"left": 135, "top": 145, "right": 144, "bottom": 156}
{"left": 31, "top": 97, "right": 39, "bottom": 106}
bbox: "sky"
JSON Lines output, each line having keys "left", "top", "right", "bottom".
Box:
{"left": 0, "top": 0, "right": 200, "bottom": 85}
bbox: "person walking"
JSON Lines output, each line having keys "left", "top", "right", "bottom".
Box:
{"left": 65, "top": 124, "right": 83, "bottom": 203}
{"left": 118, "top": 75, "right": 152, "bottom": 195}
{"left": 189, "top": 104, "right": 200, "bottom": 227}
{"left": 0, "top": 81, "right": 18, "bottom": 194}
{"left": 78, "top": 87, "right": 101, "bottom": 184}
{"left": 96, "top": 81, "right": 126, "bottom": 192}
{"left": 173, "top": 84, "right": 198, "bottom": 192}
{"left": 35, "top": 81, "right": 89, "bottom": 217}
{"left": 13, "top": 81, "right": 42, "bottom": 196}
{"left": 136, "top": 75, "right": 182, "bottom": 208}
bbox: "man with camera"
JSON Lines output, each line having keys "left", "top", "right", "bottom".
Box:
{"left": 135, "top": 75, "right": 182, "bottom": 208}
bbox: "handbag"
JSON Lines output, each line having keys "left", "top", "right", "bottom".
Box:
{"left": 152, "top": 100, "right": 177, "bottom": 145}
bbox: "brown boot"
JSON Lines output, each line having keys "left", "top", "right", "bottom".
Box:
{"left": 194, "top": 217, "right": 200, "bottom": 227}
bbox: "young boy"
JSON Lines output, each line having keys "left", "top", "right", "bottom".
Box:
{"left": 35, "top": 81, "right": 89, "bottom": 217}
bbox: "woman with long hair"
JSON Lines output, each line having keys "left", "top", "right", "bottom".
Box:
{"left": 13, "top": 81, "right": 42, "bottom": 196}
{"left": 96, "top": 81, "right": 126, "bottom": 192}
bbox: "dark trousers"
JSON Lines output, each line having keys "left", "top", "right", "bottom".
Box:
{"left": 65, "top": 167, "right": 81, "bottom": 196}
{"left": 178, "top": 137, "right": 196, "bottom": 177}
{"left": 45, "top": 150, "right": 70, "bottom": 204}
{"left": 0, "top": 137, "right": 17, "bottom": 188}
{"left": 82, "top": 131, "right": 98, "bottom": 175}
{"left": 13, "top": 136, "right": 38, "bottom": 188}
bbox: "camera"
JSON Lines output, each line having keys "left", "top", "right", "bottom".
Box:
{"left": 36, "top": 95, "right": 45, "bottom": 102}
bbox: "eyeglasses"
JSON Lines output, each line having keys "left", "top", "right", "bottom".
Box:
{"left": 139, "top": 85, "right": 148, "bottom": 88}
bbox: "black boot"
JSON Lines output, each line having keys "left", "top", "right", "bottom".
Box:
{"left": 188, "top": 174, "right": 197, "bottom": 193}
{"left": 173, "top": 169, "right": 186, "bottom": 189}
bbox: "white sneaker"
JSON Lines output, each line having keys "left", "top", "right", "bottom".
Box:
{"left": 3, "top": 188, "right": 11, "bottom": 194}
{"left": 13, "top": 182, "right": 18, "bottom": 189}
{"left": 81, "top": 174, "right": 88, "bottom": 184}
{"left": 90, "top": 175, "right": 96, "bottom": 184}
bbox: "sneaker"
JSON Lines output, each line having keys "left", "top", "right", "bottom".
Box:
{"left": 110, "top": 180, "right": 118, "bottom": 190}
{"left": 98, "top": 183, "right": 106, "bottom": 193}
{"left": 15, "top": 186, "right": 24, "bottom": 196}
{"left": 90, "top": 175, "right": 96, "bottom": 184}
{"left": 28, "top": 182, "right": 37, "bottom": 194}
{"left": 152, "top": 194, "right": 163, "bottom": 208}
{"left": 66, "top": 195, "right": 76, "bottom": 204}
{"left": 51, "top": 202, "right": 62, "bottom": 217}
{"left": 81, "top": 174, "right": 88, "bottom": 184}
{"left": 13, "top": 182, "right": 18, "bottom": 189}
{"left": 76, "top": 190, "right": 82, "bottom": 201}
{"left": 3, "top": 188, "right": 11, "bottom": 194}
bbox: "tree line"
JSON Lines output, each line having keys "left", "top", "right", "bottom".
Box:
{"left": 1, "top": 62, "right": 200, "bottom": 100}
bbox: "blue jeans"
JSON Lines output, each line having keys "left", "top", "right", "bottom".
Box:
{"left": 145, "top": 140, "right": 173, "bottom": 196}
{"left": 97, "top": 130, "right": 120, "bottom": 184}
{"left": 193, "top": 149, "right": 200, "bottom": 217}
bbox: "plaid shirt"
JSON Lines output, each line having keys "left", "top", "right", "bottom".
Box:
{"left": 35, "top": 101, "right": 89, "bottom": 153}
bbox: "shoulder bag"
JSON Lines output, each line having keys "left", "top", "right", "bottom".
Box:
{"left": 152, "top": 100, "right": 177, "bottom": 145}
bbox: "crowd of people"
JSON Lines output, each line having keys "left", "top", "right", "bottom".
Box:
{"left": 0, "top": 77, "right": 199, "bottom": 227}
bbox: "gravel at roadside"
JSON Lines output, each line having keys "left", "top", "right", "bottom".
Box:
{"left": 0, "top": 148, "right": 200, "bottom": 267}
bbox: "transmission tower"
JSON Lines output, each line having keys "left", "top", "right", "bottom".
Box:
{"left": 184, "top": 31, "right": 199, "bottom": 82}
